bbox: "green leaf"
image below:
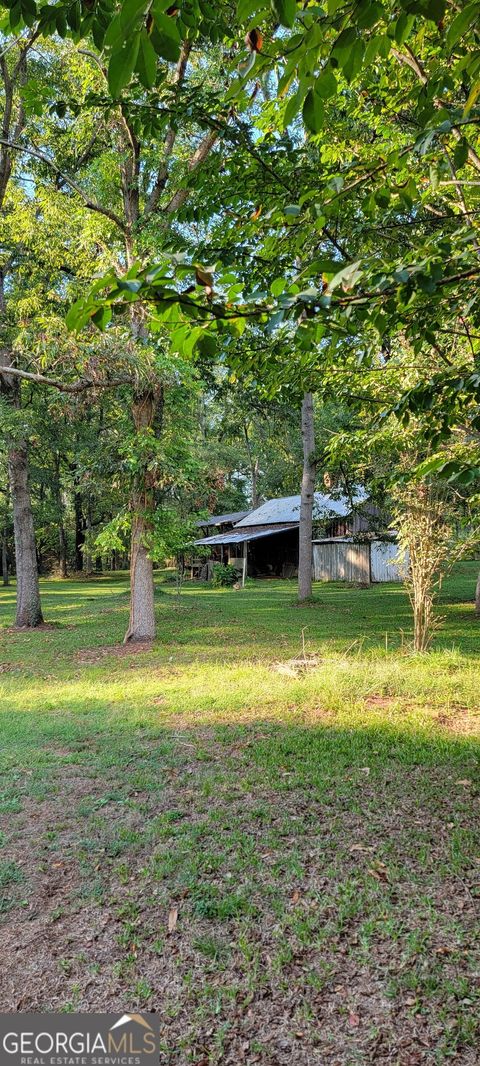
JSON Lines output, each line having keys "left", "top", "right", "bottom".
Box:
{"left": 394, "top": 12, "right": 415, "bottom": 44}
{"left": 66, "top": 0, "right": 81, "bottom": 31}
{"left": 328, "top": 260, "right": 363, "bottom": 292}
{"left": 446, "top": 2, "right": 478, "bottom": 49}
{"left": 271, "top": 0, "right": 297, "bottom": 28}
{"left": 303, "top": 88, "right": 324, "bottom": 133}
{"left": 151, "top": 6, "right": 182, "bottom": 61}
{"left": 331, "top": 26, "right": 356, "bottom": 59}
{"left": 342, "top": 39, "right": 364, "bottom": 82}
{"left": 104, "top": 13, "right": 125, "bottom": 49}
{"left": 120, "top": 0, "right": 149, "bottom": 29}
{"left": 356, "top": 0, "right": 383, "bottom": 28}
{"left": 92, "top": 306, "right": 112, "bottom": 330}
{"left": 270, "top": 278, "right": 285, "bottom": 296}
{"left": 117, "top": 278, "right": 143, "bottom": 293}
{"left": 314, "top": 69, "right": 337, "bottom": 99}
{"left": 20, "top": 0, "right": 37, "bottom": 27}
{"left": 136, "top": 29, "right": 157, "bottom": 88}
{"left": 108, "top": 36, "right": 141, "bottom": 97}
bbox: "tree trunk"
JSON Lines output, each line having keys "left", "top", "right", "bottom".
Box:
{"left": 0, "top": 358, "right": 43, "bottom": 626}
{"left": 123, "top": 390, "right": 158, "bottom": 643}
{"left": 251, "top": 457, "right": 260, "bottom": 509}
{"left": 243, "top": 422, "right": 260, "bottom": 508}
{"left": 2, "top": 522, "right": 9, "bottom": 586}
{"left": 298, "top": 391, "right": 316, "bottom": 602}
{"left": 8, "top": 439, "right": 43, "bottom": 626}
{"left": 58, "top": 524, "right": 67, "bottom": 578}
{"left": 83, "top": 502, "right": 93, "bottom": 574}
{"left": 74, "top": 493, "right": 85, "bottom": 571}
{"left": 54, "top": 456, "right": 67, "bottom": 578}
{"left": 475, "top": 570, "right": 480, "bottom": 616}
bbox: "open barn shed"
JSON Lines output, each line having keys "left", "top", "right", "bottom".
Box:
{"left": 194, "top": 492, "right": 380, "bottom": 581}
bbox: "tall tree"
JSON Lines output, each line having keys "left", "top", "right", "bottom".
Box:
{"left": 0, "top": 30, "right": 44, "bottom": 626}
{"left": 298, "top": 391, "right": 316, "bottom": 602}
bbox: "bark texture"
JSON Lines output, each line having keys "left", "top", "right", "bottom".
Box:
{"left": 2, "top": 522, "right": 9, "bottom": 585}
{"left": 0, "top": 358, "right": 43, "bottom": 626}
{"left": 74, "top": 493, "right": 85, "bottom": 571}
{"left": 298, "top": 391, "right": 316, "bottom": 602}
{"left": 475, "top": 569, "right": 480, "bottom": 616}
{"left": 124, "top": 390, "right": 158, "bottom": 643}
{"left": 8, "top": 438, "right": 43, "bottom": 626}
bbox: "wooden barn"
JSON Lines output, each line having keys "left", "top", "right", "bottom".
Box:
{"left": 193, "top": 492, "right": 403, "bottom": 583}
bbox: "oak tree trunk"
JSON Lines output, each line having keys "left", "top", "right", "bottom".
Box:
{"left": 58, "top": 523, "right": 68, "bottom": 578}
{"left": 0, "top": 359, "right": 43, "bottom": 626}
{"left": 9, "top": 439, "right": 43, "bottom": 626}
{"left": 298, "top": 391, "right": 316, "bottom": 602}
{"left": 475, "top": 570, "right": 480, "bottom": 616}
{"left": 74, "top": 493, "right": 85, "bottom": 571}
{"left": 2, "top": 522, "right": 9, "bottom": 586}
{"left": 124, "top": 390, "right": 158, "bottom": 643}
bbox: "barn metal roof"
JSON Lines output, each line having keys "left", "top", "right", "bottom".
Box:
{"left": 235, "top": 491, "right": 368, "bottom": 528}
{"left": 196, "top": 510, "right": 251, "bottom": 528}
{"left": 194, "top": 524, "right": 297, "bottom": 547}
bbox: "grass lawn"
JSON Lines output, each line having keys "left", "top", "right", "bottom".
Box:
{"left": 0, "top": 566, "right": 479, "bottom": 1064}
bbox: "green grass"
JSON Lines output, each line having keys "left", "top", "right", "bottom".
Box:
{"left": 0, "top": 566, "right": 479, "bottom": 1062}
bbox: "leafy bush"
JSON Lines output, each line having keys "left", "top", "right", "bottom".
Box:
{"left": 212, "top": 563, "right": 238, "bottom": 587}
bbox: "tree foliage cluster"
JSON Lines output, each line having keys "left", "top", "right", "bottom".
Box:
{"left": 1, "top": 0, "right": 480, "bottom": 645}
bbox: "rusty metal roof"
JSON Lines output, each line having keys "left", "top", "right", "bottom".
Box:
{"left": 194, "top": 524, "right": 298, "bottom": 547}
{"left": 196, "top": 510, "right": 251, "bottom": 528}
{"left": 236, "top": 491, "right": 368, "bottom": 527}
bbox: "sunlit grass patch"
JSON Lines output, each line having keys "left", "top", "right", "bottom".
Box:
{"left": 0, "top": 567, "right": 479, "bottom": 1058}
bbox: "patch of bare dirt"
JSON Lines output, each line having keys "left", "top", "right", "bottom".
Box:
{"left": 364, "top": 695, "right": 396, "bottom": 710}
{"left": 4, "top": 623, "right": 60, "bottom": 633}
{"left": 1, "top": 747, "right": 479, "bottom": 1064}
{"left": 437, "top": 707, "right": 480, "bottom": 737}
{"left": 75, "top": 641, "right": 153, "bottom": 663}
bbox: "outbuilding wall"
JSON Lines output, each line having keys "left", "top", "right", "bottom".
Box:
{"left": 313, "top": 541, "right": 371, "bottom": 583}
{"left": 313, "top": 539, "right": 406, "bottom": 584}
{"left": 370, "top": 541, "right": 405, "bottom": 582}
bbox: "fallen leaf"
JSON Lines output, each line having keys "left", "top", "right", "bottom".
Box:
{"left": 368, "top": 861, "right": 389, "bottom": 883}
{"left": 456, "top": 779, "right": 472, "bottom": 786}
{"left": 348, "top": 1011, "right": 360, "bottom": 1027}
{"left": 168, "top": 906, "right": 178, "bottom": 933}
{"left": 350, "top": 844, "right": 374, "bottom": 853}
{"left": 291, "top": 889, "right": 300, "bottom": 904}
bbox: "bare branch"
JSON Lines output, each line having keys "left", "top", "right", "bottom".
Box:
{"left": 0, "top": 365, "right": 132, "bottom": 393}
{"left": 391, "top": 46, "right": 480, "bottom": 174}
{"left": 0, "top": 138, "right": 127, "bottom": 231}
{"left": 145, "top": 40, "right": 193, "bottom": 216}
{"left": 165, "top": 128, "right": 219, "bottom": 214}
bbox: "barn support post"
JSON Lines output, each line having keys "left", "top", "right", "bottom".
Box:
{"left": 242, "top": 539, "right": 247, "bottom": 587}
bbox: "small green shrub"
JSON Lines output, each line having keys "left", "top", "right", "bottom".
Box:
{"left": 212, "top": 563, "right": 238, "bottom": 587}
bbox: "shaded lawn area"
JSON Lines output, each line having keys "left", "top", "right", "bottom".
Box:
{"left": 0, "top": 568, "right": 479, "bottom": 1064}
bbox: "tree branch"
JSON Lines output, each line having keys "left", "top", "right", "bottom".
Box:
{"left": 0, "top": 365, "right": 132, "bottom": 393}
{"left": 0, "top": 138, "right": 127, "bottom": 232}
{"left": 165, "top": 128, "right": 219, "bottom": 214}
{"left": 145, "top": 39, "right": 193, "bottom": 216}
{"left": 391, "top": 46, "right": 480, "bottom": 174}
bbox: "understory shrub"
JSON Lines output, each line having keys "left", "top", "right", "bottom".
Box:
{"left": 212, "top": 563, "right": 238, "bottom": 587}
